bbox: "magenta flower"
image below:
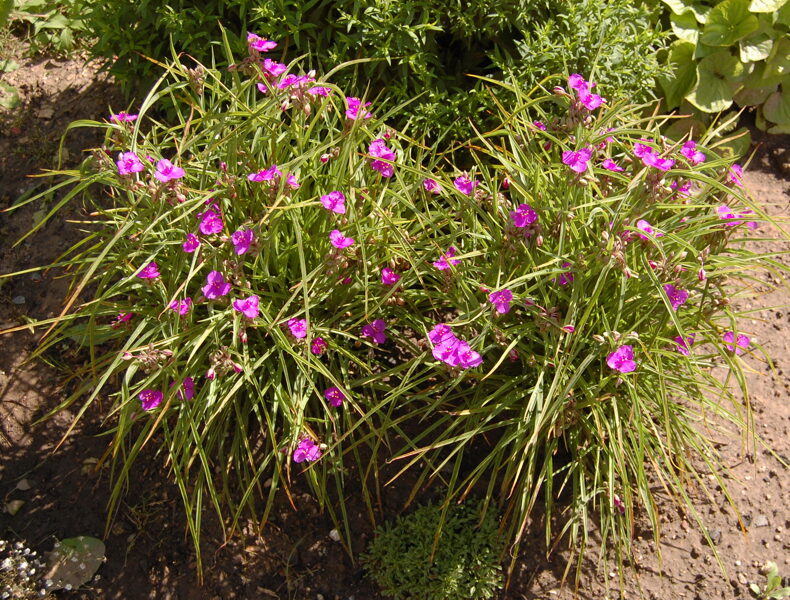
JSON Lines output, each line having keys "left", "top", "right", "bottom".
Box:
{"left": 232, "top": 295, "right": 260, "bottom": 319}
{"left": 202, "top": 270, "right": 231, "bottom": 299}
{"left": 533, "top": 120, "right": 547, "bottom": 130}
{"left": 345, "top": 97, "right": 372, "bottom": 120}
{"left": 428, "top": 323, "right": 481, "bottom": 369}
{"left": 293, "top": 438, "right": 322, "bottom": 463}
{"left": 636, "top": 219, "right": 663, "bottom": 241}
{"left": 716, "top": 205, "right": 756, "bottom": 229}
{"left": 183, "top": 233, "right": 200, "bottom": 253}
{"left": 488, "top": 289, "right": 513, "bottom": 314}
{"left": 329, "top": 229, "right": 355, "bottom": 249}
{"left": 601, "top": 159, "right": 624, "bottom": 172}
{"left": 199, "top": 209, "right": 224, "bottom": 235}
{"left": 137, "top": 261, "right": 160, "bottom": 279}
{"left": 381, "top": 267, "right": 401, "bottom": 285}
{"left": 288, "top": 318, "right": 307, "bottom": 339}
{"left": 557, "top": 262, "right": 574, "bottom": 286}
{"left": 674, "top": 334, "right": 695, "bottom": 356}
{"left": 633, "top": 141, "right": 653, "bottom": 158}
{"left": 670, "top": 180, "right": 692, "bottom": 198}
{"left": 111, "top": 312, "right": 133, "bottom": 329}
{"left": 680, "top": 140, "right": 705, "bottom": 165}
{"left": 606, "top": 345, "right": 636, "bottom": 373}
{"left": 663, "top": 284, "right": 688, "bottom": 311}
{"left": 432, "top": 246, "right": 461, "bottom": 271}
{"left": 247, "top": 33, "right": 277, "bottom": 52}
{"left": 369, "top": 139, "right": 396, "bottom": 178}
{"left": 116, "top": 151, "right": 145, "bottom": 176}
{"left": 722, "top": 331, "right": 750, "bottom": 355}
{"left": 110, "top": 111, "right": 137, "bottom": 123}
{"left": 285, "top": 173, "right": 300, "bottom": 189}
{"left": 320, "top": 191, "right": 346, "bottom": 214}
{"left": 562, "top": 147, "right": 593, "bottom": 173}
{"left": 231, "top": 228, "right": 255, "bottom": 255}
{"left": 169, "top": 298, "right": 192, "bottom": 316}
{"left": 423, "top": 178, "right": 441, "bottom": 194}
{"left": 154, "top": 158, "right": 185, "bottom": 183}
{"left": 510, "top": 203, "right": 538, "bottom": 228}
{"left": 257, "top": 82, "right": 268, "bottom": 94}
{"left": 323, "top": 386, "right": 346, "bottom": 407}
{"left": 727, "top": 163, "right": 744, "bottom": 187}
{"left": 171, "top": 377, "right": 195, "bottom": 401}
{"left": 453, "top": 175, "right": 478, "bottom": 195}
{"left": 139, "top": 389, "right": 163, "bottom": 411}
{"left": 262, "top": 59, "right": 287, "bottom": 77}
{"left": 641, "top": 151, "right": 675, "bottom": 171}
{"left": 308, "top": 86, "right": 332, "bottom": 97}
{"left": 361, "top": 319, "right": 387, "bottom": 345}
{"left": 568, "top": 74, "right": 604, "bottom": 110}
{"left": 311, "top": 337, "right": 327, "bottom": 356}
{"left": 248, "top": 164, "right": 282, "bottom": 182}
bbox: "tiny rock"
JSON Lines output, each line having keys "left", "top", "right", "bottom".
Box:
{"left": 329, "top": 529, "right": 341, "bottom": 542}
{"left": 754, "top": 514, "right": 769, "bottom": 528}
{"left": 12, "top": 295, "right": 25, "bottom": 305}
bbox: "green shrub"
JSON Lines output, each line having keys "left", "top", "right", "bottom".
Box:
{"left": 78, "top": 0, "right": 668, "bottom": 139}
{"left": 5, "top": 41, "right": 786, "bottom": 581}
{"left": 658, "top": 0, "right": 790, "bottom": 133}
{"left": 363, "top": 501, "right": 503, "bottom": 600}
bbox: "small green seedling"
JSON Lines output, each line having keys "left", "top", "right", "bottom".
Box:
{"left": 750, "top": 562, "right": 790, "bottom": 600}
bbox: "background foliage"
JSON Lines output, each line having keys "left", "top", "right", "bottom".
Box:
{"left": 76, "top": 0, "right": 668, "bottom": 139}
{"left": 658, "top": 0, "right": 790, "bottom": 133}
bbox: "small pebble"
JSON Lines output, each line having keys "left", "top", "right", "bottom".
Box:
{"left": 329, "top": 529, "right": 341, "bottom": 542}
{"left": 755, "top": 514, "right": 769, "bottom": 528}
{"left": 12, "top": 295, "right": 25, "bottom": 305}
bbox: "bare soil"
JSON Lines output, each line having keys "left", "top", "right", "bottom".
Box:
{"left": 1, "top": 42, "right": 788, "bottom": 600}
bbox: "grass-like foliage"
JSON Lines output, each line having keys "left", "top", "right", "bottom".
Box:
{"left": 363, "top": 500, "right": 503, "bottom": 600}
{"left": 3, "top": 38, "right": 788, "bottom": 582}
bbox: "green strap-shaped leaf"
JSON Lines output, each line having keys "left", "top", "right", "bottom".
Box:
{"left": 700, "top": 0, "right": 759, "bottom": 46}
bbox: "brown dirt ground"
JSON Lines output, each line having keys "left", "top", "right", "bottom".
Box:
{"left": 1, "top": 42, "right": 789, "bottom": 600}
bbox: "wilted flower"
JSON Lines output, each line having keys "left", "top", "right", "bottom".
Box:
{"left": 311, "top": 337, "right": 327, "bottom": 356}
{"left": 423, "top": 178, "right": 441, "bottom": 194}
{"left": 607, "top": 345, "right": 636, "bottom": 373}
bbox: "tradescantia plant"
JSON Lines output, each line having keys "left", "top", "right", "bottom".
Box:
{"left": 2, "top": 35, "right": 787, "bottom": 584}
{"left": 658, "top": 0, "right": 790, "bottom": 133}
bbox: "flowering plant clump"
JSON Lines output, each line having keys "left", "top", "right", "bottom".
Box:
{"left": 6, "top": 54, "right": 786, "bottom": 582}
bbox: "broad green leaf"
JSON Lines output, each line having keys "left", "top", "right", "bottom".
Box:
{"left": 671, "top": 11, "right": 700, "bottom": 44}
{"left": 777, "top": 1, "right": 790, "bottom": 25}
{"left": 659, "top": 0, "right": 710, "bottom": 21}
{"left": 700, "top": 0, "right": 759, "bottom": 46}
{"left": 762, "top": 86, "right": 790, "bottom": 125}
{"left": 763, "top": 38, "right": 790, "bottom": 79}
{"left": 0, "top": 0, "right": 11, "bottom": 28}
{"left": 687, "top": 52, "right": 745, "bottom": 112}
{"left": 693, "top": 42, "right": 720, "bottom": 60}
{"left": 0, "top": 82, "right": 19, "bottom": 110}
{"left": 734, "top": 83, "right": 776, "bottom": 106}
{"left": 749, "top": 0, "right": 788, "bottom": 11}
{"left": 659, "top": 41, "right": 699, "bottom": 109}
{"left": 739, "top": 30, "right": 774, "bottom": 62}
{"left": 661, "top": 0, "right": 692, "bottom": 14}
{"left": 0, "top": 58, "right": 19, "bottom": 73}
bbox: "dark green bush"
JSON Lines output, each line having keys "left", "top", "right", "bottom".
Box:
{"left": 363, "top": 501, "right": 503, "bottom": 600}
{"left": 78, "top": 0, "right": 668, "bottom": 139}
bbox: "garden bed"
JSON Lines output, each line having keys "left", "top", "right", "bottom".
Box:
{"left": 1, "top": 42, "right": 789, "bottom": 600}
